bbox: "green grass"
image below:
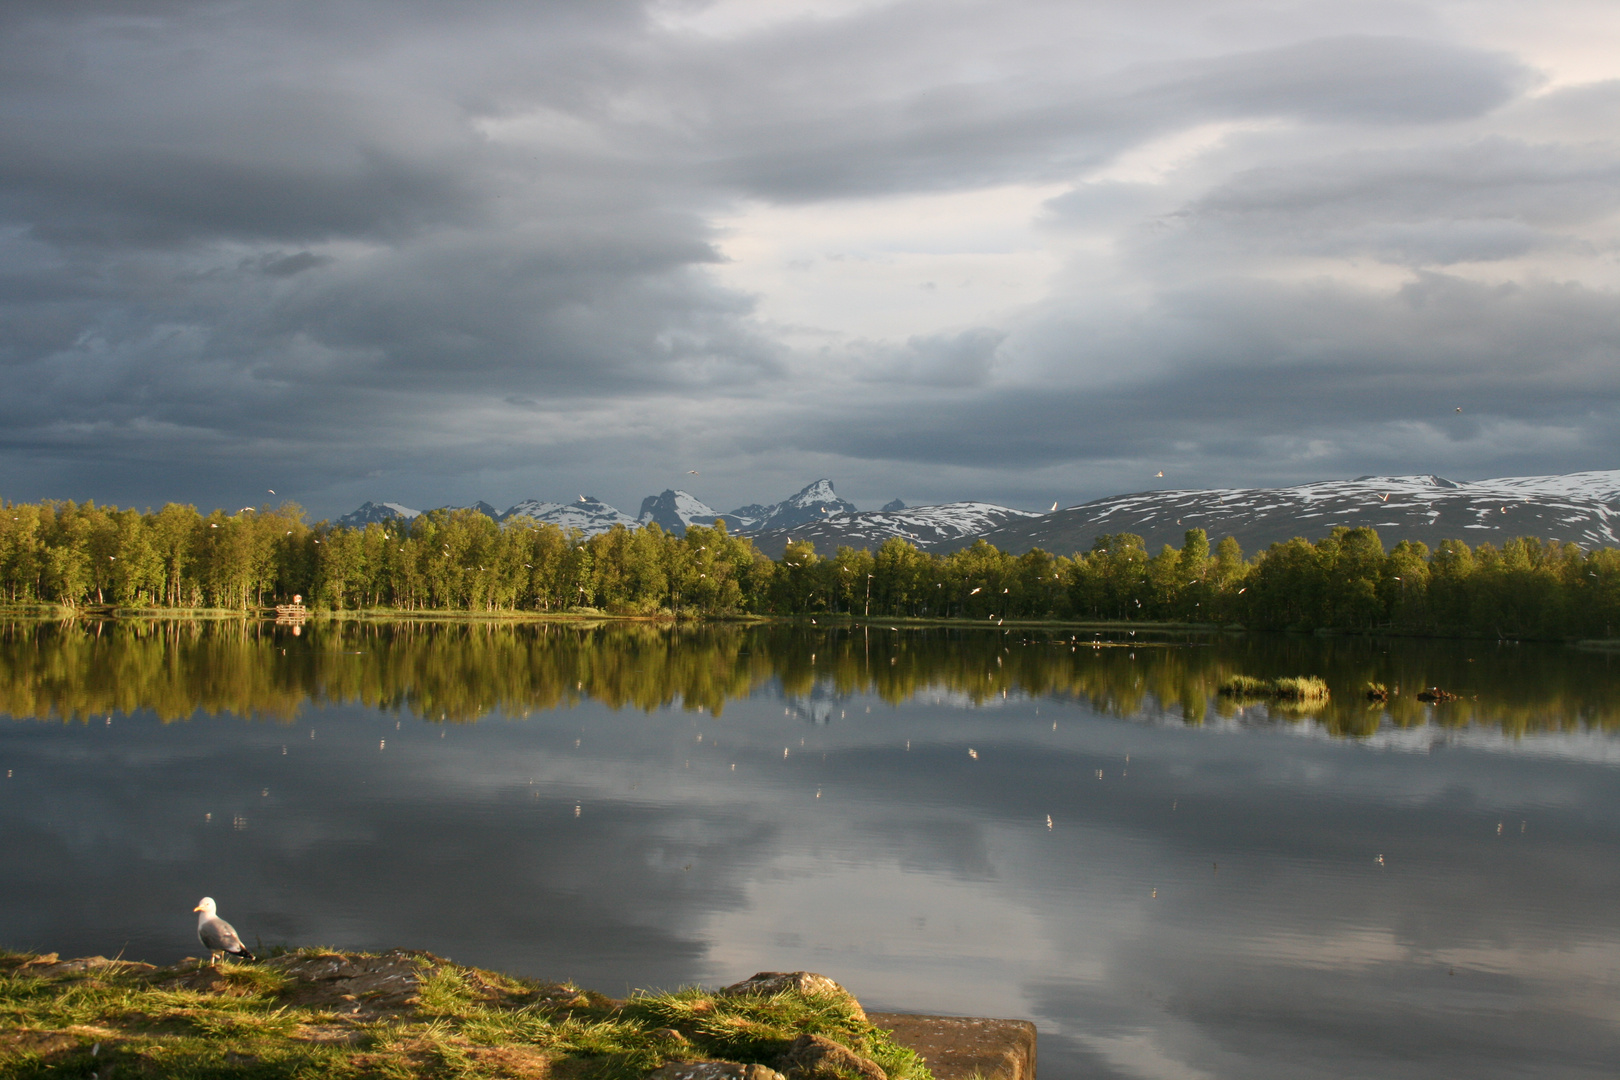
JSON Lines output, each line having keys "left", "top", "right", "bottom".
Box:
{"left": 1218, "top": 674, "right": 1330, "bottom": 701}
{"left": 0, "top": 949, "right": 932, "bottom": 1080}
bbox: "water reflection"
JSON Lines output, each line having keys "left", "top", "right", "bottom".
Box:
{"left": 2, "top": 621, "right": 1619, "bottom": 1079}
{"left": 4, "top": 619, "right": 1620, "bottom": 737}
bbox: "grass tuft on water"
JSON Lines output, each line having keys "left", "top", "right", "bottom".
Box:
{"left": 0, "top": 949, "right": 933, "bottom": 1079}
{"left": 1218, "top": 674, "right": 1330, "bottom": 701}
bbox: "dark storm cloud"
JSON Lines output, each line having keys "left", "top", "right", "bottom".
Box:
{"left": 0, "top": 0, "right": 1614, "bottom": 514}
{"left": 699, "top": 31, "right": 1529, "bottom": 201}
{"left": 1125, "top": 137, "right": 1620, "bottom": 267}
{"left": 787, "top": 272, "right": 1620, "bottom": 490}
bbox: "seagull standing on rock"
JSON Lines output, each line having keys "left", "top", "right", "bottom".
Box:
{"left": 194, "top": 897, "right": 255, "bottom": 964}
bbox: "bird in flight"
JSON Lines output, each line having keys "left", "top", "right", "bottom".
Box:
{"left": 1155, "top": 471, "right": 1164, "bottom": 478}
{"left": 1455, "top": 406, "right": 1463, "bottom": 413}
{"left": 194, "top": 897, "right": 254, "bottom": 965}
{"left": 1049, "top": 501, "right": 1058, "bottom": 512}
{"left": 687, "top": 470, "right": 699, "bottom": 476}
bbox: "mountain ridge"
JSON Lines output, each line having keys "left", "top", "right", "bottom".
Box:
{"left": 336, "top": 468, "right": 1620, "bottom": 554}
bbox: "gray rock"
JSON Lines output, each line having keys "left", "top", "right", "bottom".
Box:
{"left": 647, "top": 1063, "right": 786, "bottom": 1080}
{"left": 867, "top": 1013, "right": 1037, "bottom": 1080}
{"left": 718, "top": 971, "right": 868, "bottom": 1023}
{"left": 774, "top": 1033, "right": 886, "bottom": 1080}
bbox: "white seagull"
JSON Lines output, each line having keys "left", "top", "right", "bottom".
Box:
{"left": 193, "top": 897, "right": 255, "bottom": 964}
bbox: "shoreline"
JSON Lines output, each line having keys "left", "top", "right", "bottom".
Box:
{"left": 0, "top": 948, "right": 1034, "bottom": 1080}
{"left": 0, "top": 604, "right": 1595, "bottom": 643}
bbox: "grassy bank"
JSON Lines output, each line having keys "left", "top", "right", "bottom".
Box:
{"left": 0, "top": 949, "right": 929, "bottom": 1079}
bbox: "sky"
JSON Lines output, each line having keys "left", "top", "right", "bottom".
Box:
{"left": 3, "top": 0, "right": 1619, "bottom": 520}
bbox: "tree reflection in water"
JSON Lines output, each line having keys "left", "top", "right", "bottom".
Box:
{"left": 2, "top": 619, "right": 1617, "bottom": 737}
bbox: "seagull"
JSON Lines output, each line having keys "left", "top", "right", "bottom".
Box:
{"left": 687, "top": 470, "right": 699, "bottom": 476}
{"left": 1380, "top": 493, "right": 1389, "bottom": 502}
{"left": 268, "top": 489, "right": 275, "bottom": 495}
{"left": 1155, "top": 471, "right": 1164, "bottom": 478}
{"left": 1050, "top": 501, "right": 1059, "bottom": 512}
{"left": 194, "top": 897, "right": 254, "bottom": 965}
{"left": 1455, "top": 407, "right": 1463, "bottom": 413}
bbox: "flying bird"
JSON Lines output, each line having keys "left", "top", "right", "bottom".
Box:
{"left": 1455, "top": 407, "right": 1463, "bottom": 413}
{"left": 687, "top": 470, "right": 699, "bottom": 476}
{"left": 1050, "top": 501, "right": 1058, "bottom": 512}
{"left": 267, "top": 489, "right": 275, "bottom": 495}
{"left": 193, "top": 897, "right": 254, "bottom": 964}
{"left": 1155, "top": 471, "right": 1164, "bottom": 478}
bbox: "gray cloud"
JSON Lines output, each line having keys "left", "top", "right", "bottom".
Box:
{"left": 0, "top": 0, "right": 1615, "bottom": 516}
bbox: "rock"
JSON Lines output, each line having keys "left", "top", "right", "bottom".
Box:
{"left": 719, "top": 971, "right": 867, "bottom": 1022}
{"left": 647, "top": 1063, "right": 786, "bottom": 1080}
{"left": 19, "top": 955, "right": 155, "bottom": 977}
{"left": 774, "top": 1033, "right": 887, "bottom": 1080}
{"left": 868, "top": 1013, "right": 1036, "bottom": 1080}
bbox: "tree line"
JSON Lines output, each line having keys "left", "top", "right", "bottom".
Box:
{"left": 3, "top": 498, "right": 1620, "bottom": 638}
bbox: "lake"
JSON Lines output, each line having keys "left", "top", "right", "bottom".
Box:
{"left": 2, "top": 619, "right": 1617, "bottom": 1079}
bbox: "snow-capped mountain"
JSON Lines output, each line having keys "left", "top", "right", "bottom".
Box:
{"left": 749, "top": 479, "right": 859, "bottom": 532}
{"left": 719, "top": 503, "right": 771, "bottom": 531}
{"left": 976, "top": 471, "right": 1620, "bottom": 556}
{"left": 336, "top": 501, "right": 421, "bottom": 528}
{"left": 336, "top": 469, "right": 1620, "bottom": 554}
{"left": 336, "top": 500, "right": 499, "bottom": 528}
{"left": 637, "top": 490, "right": 722, "bottom": 536}
{"left": 1459, "top": 469, "right": 1620, "bottom": 505}
{"left": 455, "top": 501, "right": 501, "bottom": 520}
{"left": 747, "top": 502, "right": 1040, "bottom": 558}
{"left": 501, "top": 495, "right": 637, "bottom": 535}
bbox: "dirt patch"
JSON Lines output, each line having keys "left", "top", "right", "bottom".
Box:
{"left": 268, "top": 949, "right": 434, "bottom": 1014}
{"left": 13, "top": 954, "right": 156, "bottom": 979}
{"left": 461, "top": 1043, "right": 559, "bottom": 1078}
{"left": 0, "top": 1028, "right": 82, "bottom": 1061}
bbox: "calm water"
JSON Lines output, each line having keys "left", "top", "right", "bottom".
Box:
{"left": 2, "top": 620, "right": 1618, "bottom": 1079}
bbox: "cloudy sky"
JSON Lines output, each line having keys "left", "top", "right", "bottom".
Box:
{"left": 3, "top": 0, "right": 1619, "bottom": 519}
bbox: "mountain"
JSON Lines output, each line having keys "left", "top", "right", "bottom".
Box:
{"left": 636, "top": 490, "right": 721, "bottom": 536}
{"left": 750, "top": 479, "right": 859, "bottom": 532}
{"left": 336, "top": 501, "right": 422, "bottom": 528}
{"left": 501, "top": 495, "right": 637, "bottom": 534}
{"left": 335, "top": 468, "right": 1620, "bottom": 556}
{"left": 973, "top": 471, "right": 1620, "bottom": 556}
{"left": 719, "top": 503, "right": 772, "bottom": 531}
{"left": 747, "top": 502, "right": 1040, "bottom": 558}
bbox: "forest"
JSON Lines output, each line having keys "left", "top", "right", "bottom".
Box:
{"left": 3, "top": 498, "right": 1620, "bottom": 639}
